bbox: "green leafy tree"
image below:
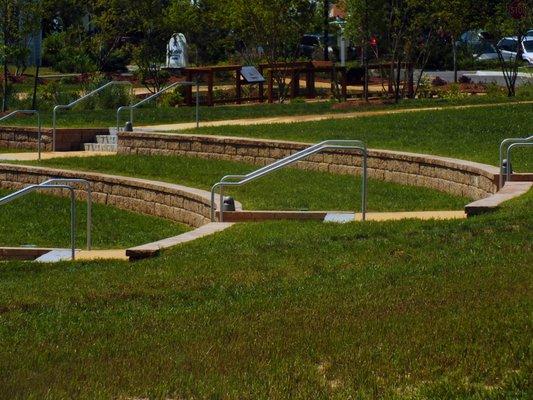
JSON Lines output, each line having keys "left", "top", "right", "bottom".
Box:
{"left": 1, "top": 0, "right": 42, "bottom": 111}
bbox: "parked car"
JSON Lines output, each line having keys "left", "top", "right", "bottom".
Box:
{"left": 299, "top": 34, "right": 337, "bottom": 60}
{"left": 497, "top": 36, "right": 533, "bottom": 64}
{"left": 299, "top": 34, "right": 359, "bottom": 61}
{"left": 458, "top": 30, "right": 499, "bottom": 60}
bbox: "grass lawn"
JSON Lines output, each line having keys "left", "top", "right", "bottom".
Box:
{"left": 185, "top": 102, "right": 533, "bottom": 169}
{"left": 1, "top": 93, "right": 531, "bottom": 129}
{"left": 23, "top": 154, "right": 469, "bottom": 212}
{"left": 0, "top": 188, "right": 530, "bottom": 398}
{"left": 0, "top": 189, "right": 189, "bottom": 249}
{"left": 0, "top": 147, "right": 32, "bottom": 154}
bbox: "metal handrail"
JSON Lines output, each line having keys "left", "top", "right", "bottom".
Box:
{"left": 507, "top": 141, "right": 533, "bottom": 184}
{"left": 40, "top": 178, "right": 92, "bottom": 250}
{"left": 211, "top": 140, "right": 368, "bottom": 222}
{"left": 0, "top": 184, "right": 77, "bottom": 259}
{"left": 0, "top": 110, "right": 41, "bottom": 160}
{"left": 116, "top": 80, "right": 199, "bottom": 132}
{"left": 499, "top": 135, "right": 533, "bottom": 187}
{"left": 52, "top": 81, "right": 133, "bottom": 151}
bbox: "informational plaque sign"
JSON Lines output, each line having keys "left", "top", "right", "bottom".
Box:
{"left": 240, "top": 66, "right": 266, "bottom": 83}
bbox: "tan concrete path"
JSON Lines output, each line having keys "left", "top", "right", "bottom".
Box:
{"left": 138, "top": 100, "right": 533, "bottom": 132}
{"left": 0, "top": 151, "right": 116, "bottom": 161}
{"left": 76, "top": 249, "right": 128, "bottom": 261}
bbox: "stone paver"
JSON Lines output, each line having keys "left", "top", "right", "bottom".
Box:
{"left": 137, "top": 100, "right": 533, "bottom": 131}
{"left": 126, "top": 222, "right": 234, "bottom": 260}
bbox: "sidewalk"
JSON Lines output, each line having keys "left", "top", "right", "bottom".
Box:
{"left": 137, "top": 100, "right": 533, "bottom": 132}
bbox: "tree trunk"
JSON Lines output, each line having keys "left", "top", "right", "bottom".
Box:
{"left": 394, "top": 58, "right": 402, "bottom": 103}
{"left": 2, "top": 61, "right": 8, "bottom": 112}
{"left": 31, "top": 64, "right": 40, "bottom": 110}
{"left": 323, "top": 0, "right": 330, "bottom": 61}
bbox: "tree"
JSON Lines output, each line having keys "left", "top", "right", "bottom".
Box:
{"left": 227, "top": 0, "right": 318, "bottom": 101}
{"left": 0, "top": 0, "right": 41, "bottom": 111}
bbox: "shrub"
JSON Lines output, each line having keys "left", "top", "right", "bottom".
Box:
{"left": 440, "top": 83, "right": 467, "bottom": 100}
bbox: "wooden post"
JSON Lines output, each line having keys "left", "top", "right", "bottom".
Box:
{"left": 268, "top": 69, "right": 274, "bottom": 103}
{"left": 258, "top": 65, "right": 264, "bottom": 102}
{"left": 290, "top": 69, "right": 300, "bottom": 98}
{"left": 236, "top": 67, "right": 242, "bottom": 104}
{"left": 185, "top": 69, "right": 193, "bottom": 106}
{"left": 306, "top": 66, "right": 316, "bottom": 98}
{"left": 207, "top": 69, "right": 214, "bottom": 106}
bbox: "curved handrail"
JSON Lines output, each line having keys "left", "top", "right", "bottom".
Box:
{"left": 211, "top": 140, "right": 368, "bottom": 222}
{"left": 0, "top": 184, "right": 77, "bottom": 259}
{"left": 116, "top": 80, "right": 198, "bottom": 132}
{"left": 0, "top": 110, "right": 41, "bottom": 160}
{"left": 506, "top": 141, "right": 533, "bottom": 184}
{"left": 499, "top": 135, "right": 533, "bottom": 187}
{"left": 52, "top": 81, "right": 133, "bottom": 151}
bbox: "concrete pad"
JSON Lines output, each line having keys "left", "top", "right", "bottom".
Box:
{"left": 0, "top": 151, "right": 116, "bottom": 161}
{"left": 76, "top": 249, "right": 128, "bottom": 261}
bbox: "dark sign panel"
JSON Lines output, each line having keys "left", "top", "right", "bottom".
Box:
{"left": 241, "top": 66, "right": 266, "bottom": 83}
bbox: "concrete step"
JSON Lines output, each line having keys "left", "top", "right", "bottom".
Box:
{"left": 96, "top": 135, "right": 118, "bottom": 145}
{"left": 84, "top": 143, "right": 118, "bottom": 152}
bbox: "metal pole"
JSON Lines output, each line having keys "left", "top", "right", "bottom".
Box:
{"left": 196, "top": 78, "right": 200, "bottom": 128}
{"left": 70, "top": 189, "right": 76, "bottom": 260}
{"left": 52, "top": 107, "right": 57, "bottom": 152}
{"left": 37, "top": 112, "right": 42, "bottom": 161}
{"left": 361, "top": 150, "right": 367, "bottom": 221}
{"left": 87, "top": 186, "right": 92, "bottom": 250}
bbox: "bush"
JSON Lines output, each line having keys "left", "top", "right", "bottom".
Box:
{"left": 159, "top": 87, "right": 185, "bottom": 107}
{"left": 440, "top": 83, "right": 467, "bottom": 100}
{"left": 43, "top": 32, "right": 97, "bottom": 73}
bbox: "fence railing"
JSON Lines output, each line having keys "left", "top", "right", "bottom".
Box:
{"left": 52, "top": 81, "right": 133, "bottom": 151}
{"left": 116, "top": 80, "right": 200, "bottom": 132}
{"left": 0, "top": 178, "right": 93, "bottom": 260}
{"left": 211, "top": 140, "right": 368, "bottom": 222}
{"left": 499, "top": 135, "right": 533, "bottom": 187}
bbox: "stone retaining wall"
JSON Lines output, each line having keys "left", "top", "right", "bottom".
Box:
{"left": 0, "top": 126, "right": 108, "bottom": 151}
{"left": 118, "top": 132, "right": 500, "bottom": 200}
{"left": 0, "top": 164, "right": 224, "bottom": 228}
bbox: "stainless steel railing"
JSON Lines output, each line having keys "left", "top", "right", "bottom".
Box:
{"left": 116, "top": 80, "right": 200, "bottom": 132}
{"left": 0, "top": 110, "right": 42, "bottom": 160}
{"left": 52, "top": 81, "right": 133, "bottom": 151}
{"left": 0, "top": 179, "right": 93, "bottom": 260}
{"left": 499, "top": 135, "right": 533, "bottom": 187}
{"left": 211, "top": 140, "right": 368, "bottom": 222}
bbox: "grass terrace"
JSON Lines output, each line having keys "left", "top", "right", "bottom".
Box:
{"left": 21, "top": 154, "right": 469, "bottom": 212}
{"left": 185, "top": 102, "right": 533, "bottom": 169}
{"left": 0, "top": 189, "right": 189, "bottom": 249}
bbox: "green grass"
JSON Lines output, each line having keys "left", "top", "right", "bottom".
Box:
{"left": 0, "top": 189, "right": 189, "bottom": 249}
{"left": 0, "top": 188, "right": 530, "bottom": 398}
{"left": 0, "top": 147, "right": 32, "bottom": 154}
{"left": 186, "top": 102, "right": 533, "bottom": 169}
{"left": 24, "top": 154, "right": 469, "bottom": 212}
{"left": 1, "top": 93, "right": 531, "bottom": 129}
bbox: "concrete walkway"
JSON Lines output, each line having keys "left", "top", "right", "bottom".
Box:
{"left": 0, "top": 151, "right": 116, "bottom": 161}
{"left": 137, "top": 100, "right": 533, "bottom": 131}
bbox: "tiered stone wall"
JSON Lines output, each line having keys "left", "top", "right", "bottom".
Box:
{"left": 118, "top": 132, "right": 500, "bottom": 200}
{"left": 0, "top": 126, "right": 108, "bottom": 151}
{"left": 0, "top": 164, "right": 223, "bottom": 228}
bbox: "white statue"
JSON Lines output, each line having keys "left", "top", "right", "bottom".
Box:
{"left": 166, "top": 33, "right": 188, "bottom": 68}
